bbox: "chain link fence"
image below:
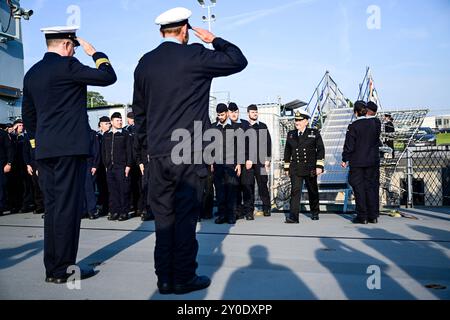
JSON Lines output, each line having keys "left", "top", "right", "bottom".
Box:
{"left": 382, "top": 146, "right": 450, "bottom": 207}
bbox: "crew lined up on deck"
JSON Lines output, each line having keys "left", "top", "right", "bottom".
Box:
{"left": 0, "top": 5, "right": 387, "bottom": 296}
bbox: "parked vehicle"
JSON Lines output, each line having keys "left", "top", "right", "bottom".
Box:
{"left": 411, "top": 127, "right": 436, "bottom": 146}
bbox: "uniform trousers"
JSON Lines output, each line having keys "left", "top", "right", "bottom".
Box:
{"left": 148, "top": 158, "right": 206, "bottom": 285}
{"left": 290, "top": 174, "right": 319, "bottom": 219}
{"left": 106, "top": 165, "right": 130, "bottom": 215}
{"left": 349, "top": 166, "right": 380, "bottom": 220}
{"left": 37, "top": 156, "right": 86, "bottom": 278}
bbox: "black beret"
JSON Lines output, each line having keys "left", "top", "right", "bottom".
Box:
{"left": 127, "top": 112, "right": 135, "bottom": 119}
{"left": 99, "top": 116, "right": 111, "bottom": 123}
{"left": 228, "top": 102, "right": 239, "bottom": 112}
{"left": 216, "top": 103, "right": 228, "bottom": 114}
{"left": 13, "top": 119, "right": 23, "bottom": 125}
{"left": 111, "top": 112, "right": 122, "bottom": 120}
{"left": 247, "top": 104, "right": 258, "bottom": 112}
{"left": 366, "top": 101, "right": 378, "bottom": 112}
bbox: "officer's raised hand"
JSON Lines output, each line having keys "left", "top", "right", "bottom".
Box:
{"left": 192, "top": 27, "right": 216, "bottom": 44}
{"left": 76, "top": 37, "right": 97, "bottom": 56}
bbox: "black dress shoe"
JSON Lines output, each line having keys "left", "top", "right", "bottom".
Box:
{"left": 118, "top": 214, "right": 128, "bottom": 221}
{"left": 174, "top": 275, "right": 211, "bottom": 295}
{"left": 34, "top": 208, "right": 45, "bottom": 214}
{"left": 108, "top": 213, "right": 119, "bottom": 221}
{"left": 88, "top": 211, "right": 99, "bottom": 220}
{"left": 215, "top": 216, "right": 227, "bottom": 224}
{"left": 157, "top": 282, "right": 174, "bottom": 295}
{"left": 227, "top": 217, "right": 236, "bottom": 225}
{"left": 141, "top": 212, "right": 155, "bottom": 221}
{"left": 245, "top": 215, "right": 255, "bottom": 221}
{"left": 263, "top": 211, "right": 271, "bottom": 217}
{"left": 352, "top": 217, "right": 368, "bottom": 224}
{"left": 311, "top": 215, "right": 320, "bottom": 221}
{"left": 368, "top": 218, "right": 378, "bottom": 224}
{"left": 53, "top": 269, "right": 97, "bottom": 284}
{"left": 285, "top": 217, "right": 299, "bottom": 224}
{"left": 45, "top": 277, "right": 55, "bottom": 283}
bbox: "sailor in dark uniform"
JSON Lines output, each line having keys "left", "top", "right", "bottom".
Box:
{"left": 102, "top": 113, "right": 133, "bottom": 222}
{"left": 125, "top": 112, "right": 144, "bottom": 218}
{"left": 135, "top": 137, "right": 155, "bottom": 222}
{"left": 342, "top": 101, "right": 381, "bottom": 224}
{"left": 9, "top": 119, "right": 35, "bottom": 213}
{"left": 227, "top": 102, "right": 253, "bottom": 220}
{"left": 247, "top": 104, "right": 272, "bottom": 217}
{"left": 213, "top": 103, "right": 242, "bottom": 225}
{"left": 284, "top": 110, "right": 325, "bottom": 223}
{"left": 22, "top": 26, "right": 117, "bottom": 283}
{"left": 132, "top": 7, "right": 247, "bottom": 295}
{"left": 96, "top": 116, "right": 111, "bottom": 216}
{"left": 384, "top": 113, "right": 395, "bottom": 158}
{"left": 0, "top": 128, "right": 14, "bottom": 216}
{"left": 84, "top": 128, "right": 100, "bottom": 220}
{"left": 365, "top": 101, "right": 382, "bottom": 221}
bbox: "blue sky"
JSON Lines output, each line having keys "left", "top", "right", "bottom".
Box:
{"left": 21, "top": 0, "right": 450, "bottom": 116}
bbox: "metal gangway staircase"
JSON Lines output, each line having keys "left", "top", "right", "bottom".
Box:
{"left": 270, "top": 72, "right": 352, "bottom": 213}
{"left": 314, "top": 107, "right": 355, "bottom": 212}
{"left": 272, "top": 72, "right": 355, "bottom": 212}
{"left": 303, "top": 72, "right": 354, "bottom": 212}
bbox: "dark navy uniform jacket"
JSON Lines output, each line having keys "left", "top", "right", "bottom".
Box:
{"left": 231, "top": 119, "right": 251, "bottom": 163}
{"left": 0, "top": 130, "right": 14, "bottom": 165}
{"left": 249, "top": 121, "right": 272, "bottom": 164}
{"left": 87, "top": 129, "right": 100, "bottom": 169}
{"left": 342, "top": 117, "right": 381, "bottom": 167}
{"left": 132, "top": 37, "right": 247, "bottom": 160}
{"left": 284, "top": 128, "right": 325, "bottom": 176}
{"left": 101, "top": 130, "right": 133, "bottom": 170}
{"left": 23, "top": 136, "right": 36, "bottom": 168}
{"left": 22, "top": 52, "right": 117, "bottom": 160}
{"left": 211, "top": 120, "right": 244, "bottom": 166}
{"left": 385, "top": 120, "right": 395, "bottom": 134}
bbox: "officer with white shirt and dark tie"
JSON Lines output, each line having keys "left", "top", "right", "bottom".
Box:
{"left": 284, "top": 110, "right": 325, "bottom": 223}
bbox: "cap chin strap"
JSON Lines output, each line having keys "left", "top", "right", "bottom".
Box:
{"left": 160, "top": 19, "right": 190, "bottom": 30}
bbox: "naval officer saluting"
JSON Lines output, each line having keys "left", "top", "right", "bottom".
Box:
{"left": 22, "top": 26, "right": 117, "bottom": 284}
{"left": 132, "top": 7, "right": 247, "bottom": 295}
